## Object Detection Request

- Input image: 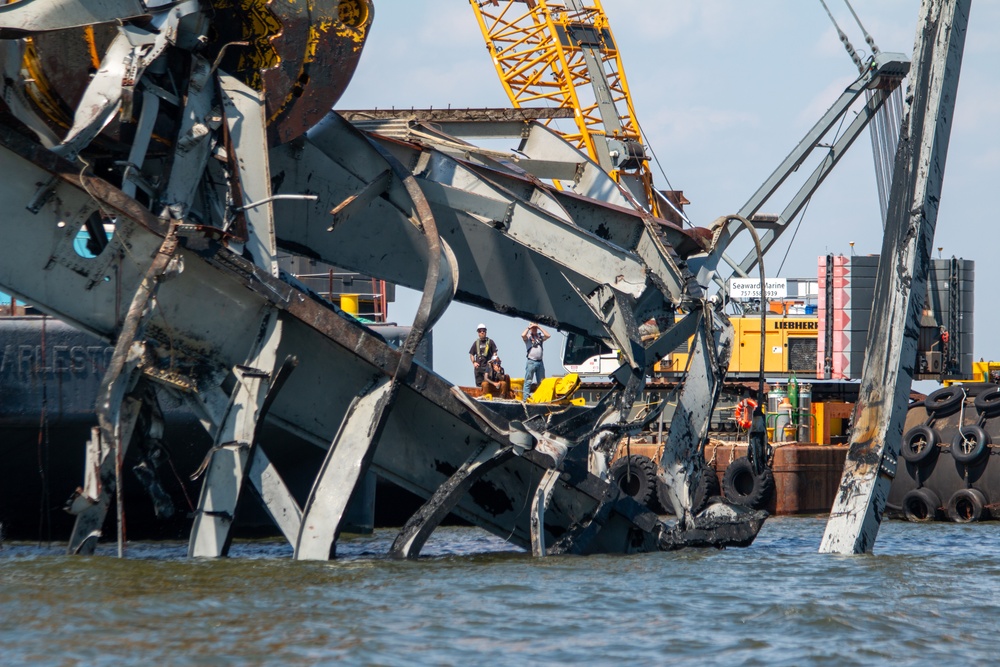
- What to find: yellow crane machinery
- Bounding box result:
[469,0,671,219]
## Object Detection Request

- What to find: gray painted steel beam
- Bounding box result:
[0,0,147,36]
[389,441,514,560]
[294,376,395,561]
[530,469,563,557]
[245,446,302,545]
[820,0,970,555]
[692,52,909,283]
[269,113,704,339]
[219,74,279,277]
[189,313,284,557]
[658,307,734,528]
[160,55,216,218]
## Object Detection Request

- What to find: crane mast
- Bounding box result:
[469,0,663,217]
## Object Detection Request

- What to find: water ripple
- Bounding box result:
[3,519,1000,664]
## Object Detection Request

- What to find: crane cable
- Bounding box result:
[818,0,864,73]
[817,0,902,228]
[841,0,903,228]
[843,0,880,56]
[632,113,692,227]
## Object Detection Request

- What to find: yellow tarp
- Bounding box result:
[524,373,582,404]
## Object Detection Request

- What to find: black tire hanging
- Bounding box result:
[702,466,721,501]
[609,454,657,507]
[721,456,774,510]
[901,425,939,464]
[902,488,940,522]
[922,386,964,416]
[653,466,720,515]
[951,425,990,464]
[653,476,674,515]
[946,488,988,523]
[974,386,1000,417]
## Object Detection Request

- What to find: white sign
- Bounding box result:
[728,278,787,300]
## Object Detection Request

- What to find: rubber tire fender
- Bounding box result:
[974,385,1000,417]
[653,466,720,515]
[609,454,657,507]
[901,425,939,464]
[951,424,990,464]
[902,488,940,522]
[946,488,988,523]
[922,386,964,416]
[721,456,774,510]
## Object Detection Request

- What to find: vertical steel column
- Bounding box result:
[188,313,285,557]
[820,0,971,554]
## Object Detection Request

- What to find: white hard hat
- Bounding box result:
[477,323,487,330]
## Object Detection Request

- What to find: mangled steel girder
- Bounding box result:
[0,128,680,556]
[390,117,637,212]
[385,116,710,270]
[0,0,372,147]
[820,0,970,555]
[658,307,734,528]
[269,113,708,340]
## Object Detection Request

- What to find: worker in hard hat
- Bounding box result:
[481,356,512,399]
[521,322,550,402]
[468,323,498,386]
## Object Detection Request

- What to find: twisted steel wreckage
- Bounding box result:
[0,0,968,558]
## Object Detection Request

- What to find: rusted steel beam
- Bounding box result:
[66,396,141,555]
[67,220,180,556]
[338,107,576,122]
[820,0,970,555]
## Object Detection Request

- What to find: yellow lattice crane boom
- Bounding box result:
[469,0,667,218]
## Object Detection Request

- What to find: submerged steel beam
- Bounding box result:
[294,376,395,560]
[389,441,514,560]
[530,469,563,557]
[820,0,970,555]
[658,306,734,528]
[188,312,285,557]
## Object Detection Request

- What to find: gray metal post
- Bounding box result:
[820,0,970,554]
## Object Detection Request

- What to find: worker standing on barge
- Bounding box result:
[521,322,550,401]
[469,323,498,386]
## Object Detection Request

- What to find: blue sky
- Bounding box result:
[337,1,999,386]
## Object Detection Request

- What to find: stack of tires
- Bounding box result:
[608,452,774,515]
[888,384,1000,523]
[608,454,720,515]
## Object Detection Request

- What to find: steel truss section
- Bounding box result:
[0,129,755,556]
[0,0,772,557]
